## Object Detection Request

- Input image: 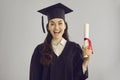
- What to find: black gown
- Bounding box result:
[30,41,88,80]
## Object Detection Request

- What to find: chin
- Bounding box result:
[53,36,62,40]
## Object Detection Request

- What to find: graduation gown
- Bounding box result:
[30,41,88,80]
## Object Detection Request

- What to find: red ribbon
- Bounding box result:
[84,38,93,54]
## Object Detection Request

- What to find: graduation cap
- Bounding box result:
[37,3,73,33]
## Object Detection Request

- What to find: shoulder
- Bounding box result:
[32,43,44,56]
[34,43,44,51]
[67,41,83,54]
[67,41,82,49]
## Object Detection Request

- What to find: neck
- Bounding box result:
[52,37,62,45]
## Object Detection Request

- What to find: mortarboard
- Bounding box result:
[37,3,73,33]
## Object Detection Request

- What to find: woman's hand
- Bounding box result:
[82,46,92,69]
[82,46,92,58]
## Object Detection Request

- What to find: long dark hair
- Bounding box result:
[40,21,69,65]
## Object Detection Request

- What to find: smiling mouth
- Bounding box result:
[54,31,61,34]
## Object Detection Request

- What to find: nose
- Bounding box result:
[54,24,59,30]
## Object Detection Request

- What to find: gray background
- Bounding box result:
[0,0,120,80]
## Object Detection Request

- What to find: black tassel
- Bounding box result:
[42,16,45,33]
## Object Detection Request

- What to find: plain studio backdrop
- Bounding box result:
[0,0,120,80]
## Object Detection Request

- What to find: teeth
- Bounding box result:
[54,31,59,32]
[54,31,60,34]
[54,31,60,33]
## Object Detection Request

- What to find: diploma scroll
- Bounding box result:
[84,23,93,57]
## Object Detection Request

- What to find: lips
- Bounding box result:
[54,31,61,34]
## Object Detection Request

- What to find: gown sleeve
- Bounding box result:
[29,45,43,80]
[73,44,88,80]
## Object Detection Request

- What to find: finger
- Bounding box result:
[82,45,85,49]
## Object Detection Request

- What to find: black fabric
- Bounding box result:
[47,8,65,21]
[38,3,73,20]
[29,41,88,80]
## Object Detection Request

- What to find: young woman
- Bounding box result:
[30,3,92,80]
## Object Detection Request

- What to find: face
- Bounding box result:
[48,18,66,40]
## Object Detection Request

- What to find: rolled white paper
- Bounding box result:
[84,23,89,38]
[84,23,90,57]
[84,23,89,47]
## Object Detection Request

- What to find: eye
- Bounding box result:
[50,23,55,26]
[58,22,63,25]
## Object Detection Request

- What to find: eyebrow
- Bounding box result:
[58,20,63,23]
[49,21,54,23]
